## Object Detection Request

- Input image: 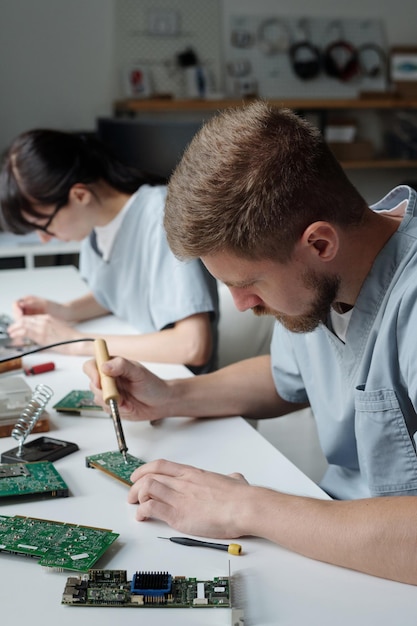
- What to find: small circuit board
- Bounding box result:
[0,460,69,500]
[86,451,146,486]
[62,568,231,609]
[53,390,107,417]
[0,514,119,571]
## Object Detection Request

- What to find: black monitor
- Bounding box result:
[97,114,207,180]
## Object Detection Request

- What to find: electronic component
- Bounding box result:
[131,571,172,596]
[86,451,146,486]
[0,514,119,571]
[62,568,231,608]
[0,460,69,500]
[1,436,79,464]
[53,389,107,417]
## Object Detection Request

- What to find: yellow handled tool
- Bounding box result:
[94,338,128,463]
[158,536,242,555]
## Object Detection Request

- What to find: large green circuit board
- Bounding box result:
[86,451,146,486]
[0,514,119,571]
[0,461,69,500]
[62,568,231,608]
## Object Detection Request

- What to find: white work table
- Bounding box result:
[0,267,416,625]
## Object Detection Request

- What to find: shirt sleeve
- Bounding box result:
[270,322,309,404]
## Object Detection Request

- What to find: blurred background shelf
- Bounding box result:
[0,232,80,270]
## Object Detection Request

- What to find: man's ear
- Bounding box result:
[69,183,91,205]
[301,221,339,261]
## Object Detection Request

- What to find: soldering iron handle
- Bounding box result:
[94,338,120,404]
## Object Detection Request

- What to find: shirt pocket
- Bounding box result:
[355,385,417,496]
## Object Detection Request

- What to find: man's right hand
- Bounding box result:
[83,356,172,422]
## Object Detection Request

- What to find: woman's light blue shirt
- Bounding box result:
[80,185,219,373]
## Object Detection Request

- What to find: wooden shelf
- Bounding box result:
[112,97,417,171]
[114,96,417,115]
[341,159,417,169]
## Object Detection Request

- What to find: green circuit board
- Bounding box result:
[53,389,106,416]
[0,461,69,500]
[62,569,231,608]
[0,514,119,571]
[86,451,146,486]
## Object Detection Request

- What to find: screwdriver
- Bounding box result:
[158,536,242,555]
[94,338,128,464]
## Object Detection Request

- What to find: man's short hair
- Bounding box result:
[165,100,367,262]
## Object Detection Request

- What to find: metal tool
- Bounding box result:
[11,383,54,457]
[94,338,128,463]
[158,536,242,555]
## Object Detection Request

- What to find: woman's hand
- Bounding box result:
[12,295,68,320]
[7,315,82,352]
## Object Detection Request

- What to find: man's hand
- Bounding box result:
[83,357,172,422]
[128,458,249,538]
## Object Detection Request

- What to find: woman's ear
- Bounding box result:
[69,183,91,206]
[301,221,339,262]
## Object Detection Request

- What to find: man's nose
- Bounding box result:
[229,287,262,312]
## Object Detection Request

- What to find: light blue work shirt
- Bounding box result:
[271,186,417,499]
[79,185,219,374]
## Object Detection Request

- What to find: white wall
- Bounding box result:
[0,0,116,155]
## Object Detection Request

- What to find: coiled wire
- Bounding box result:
[12,384,54,456]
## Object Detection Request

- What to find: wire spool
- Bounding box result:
[12,384,54,456]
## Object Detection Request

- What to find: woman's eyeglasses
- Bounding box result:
[29,203,65,235]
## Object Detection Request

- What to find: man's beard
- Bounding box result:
[252,270,341,333]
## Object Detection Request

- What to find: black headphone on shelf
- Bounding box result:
[289,40,321,80]
[322,39,360,81]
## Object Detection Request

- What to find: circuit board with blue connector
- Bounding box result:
[0,461,69,500]
[86,451,146,486]
[62,568,231,608]
[0,514,119,571]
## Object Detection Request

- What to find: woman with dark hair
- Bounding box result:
[0,129,218,374]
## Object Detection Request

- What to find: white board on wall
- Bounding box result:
[222,14,387,99]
